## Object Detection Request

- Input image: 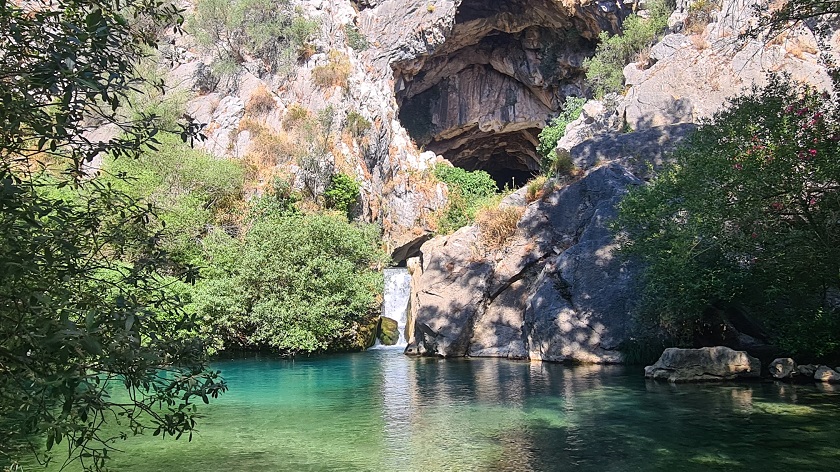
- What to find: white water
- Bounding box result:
[373,267,412,349]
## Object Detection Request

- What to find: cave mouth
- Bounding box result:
[394,0,604,190]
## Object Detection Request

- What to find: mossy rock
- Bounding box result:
[378,317,400,346]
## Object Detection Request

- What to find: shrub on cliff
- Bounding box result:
[190,0,319,76]
[433,164,500,233]
[537,96,586,169]
[584,0,673,97]
[616,76,840,359]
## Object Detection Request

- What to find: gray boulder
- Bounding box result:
[644,346,761,382]
[797,364,818,377]
[814,366,840,383]
[768,358,796,380]
[407,164,643,362]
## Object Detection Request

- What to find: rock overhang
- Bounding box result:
[391,0,626,187]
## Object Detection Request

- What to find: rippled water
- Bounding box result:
[35,350,840,471]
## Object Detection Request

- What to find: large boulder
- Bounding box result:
[814,366,840,383]
[407,163,643,362]
[644,346,761,382]
[768,358,796,380]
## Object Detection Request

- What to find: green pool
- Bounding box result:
[31,349,840,471]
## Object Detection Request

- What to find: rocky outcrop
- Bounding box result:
[769,358,796,380]
[619,0,838,130]
[384,0,630,186]
[644,347,761,382]
[814,366,840,383]
[406,163,644,362]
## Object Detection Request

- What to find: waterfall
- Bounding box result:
[377,267,412,348]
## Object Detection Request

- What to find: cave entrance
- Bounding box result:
[393,0,607,189]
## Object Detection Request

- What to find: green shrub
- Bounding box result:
[189,0,319,76]
[193,210,388,354]
[615,76,840,359]
[584,0,673,97]
[537,96,586,169]
[325,173,361,216]
[433,164,500,233]
[102,134,245,268]
[345,110,371,137]
[345,23,369,51]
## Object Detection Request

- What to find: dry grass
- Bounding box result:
[245,85,276,116]
[283,103,310,129]
[525,175,549,203]
[476,205,524,250]
[684,0,720,35]
[312,50,352,89]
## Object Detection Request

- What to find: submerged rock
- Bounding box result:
[644,347,761,382]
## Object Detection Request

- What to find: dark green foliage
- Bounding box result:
[584,0,672,97]
[345,23,369,51]
[192,207,388,354]
[0,0,224,468]
[189,0,320,76]
[616,76,840,359]
[433,164,499,233]
[325,173,361,216]
[537,96,586,170]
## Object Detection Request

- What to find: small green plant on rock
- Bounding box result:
[325,173,361,217]
[537,96,586,170]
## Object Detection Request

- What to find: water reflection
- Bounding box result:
[33,351,840,472]
[377,353,840,471]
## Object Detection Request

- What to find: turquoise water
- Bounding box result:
[34,349,840,471]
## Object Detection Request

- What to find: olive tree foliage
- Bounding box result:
[0,0,224,469]
[615,76,840,358]
[189,0,320,77]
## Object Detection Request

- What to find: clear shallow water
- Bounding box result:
[36,350,840,471]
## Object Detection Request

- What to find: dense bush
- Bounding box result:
[616,76,840,359]
[537,96,586,169]
[433,164,500,233]
[325,172,361,216]
[584,0,673,97]
[102,134,246,269]
[345,23,369,51]
[192,206,387,354]
[189,0,319,76]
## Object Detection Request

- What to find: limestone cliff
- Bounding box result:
[157,0,628,257]
[405,0,839,362]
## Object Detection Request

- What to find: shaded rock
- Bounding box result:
[409,164,643,362]
[378,317,400,346]
[644,346,761,382]
[768,358,796,380]
[814,366,840,383]
[569,123,697,176]
[797,364,817,377]
[406,226,493,357]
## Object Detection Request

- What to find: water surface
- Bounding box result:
[37,350,840,471]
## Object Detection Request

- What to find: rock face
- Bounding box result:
[406,163,645,362]
[386,0,630,186]
[644,347,761,382]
